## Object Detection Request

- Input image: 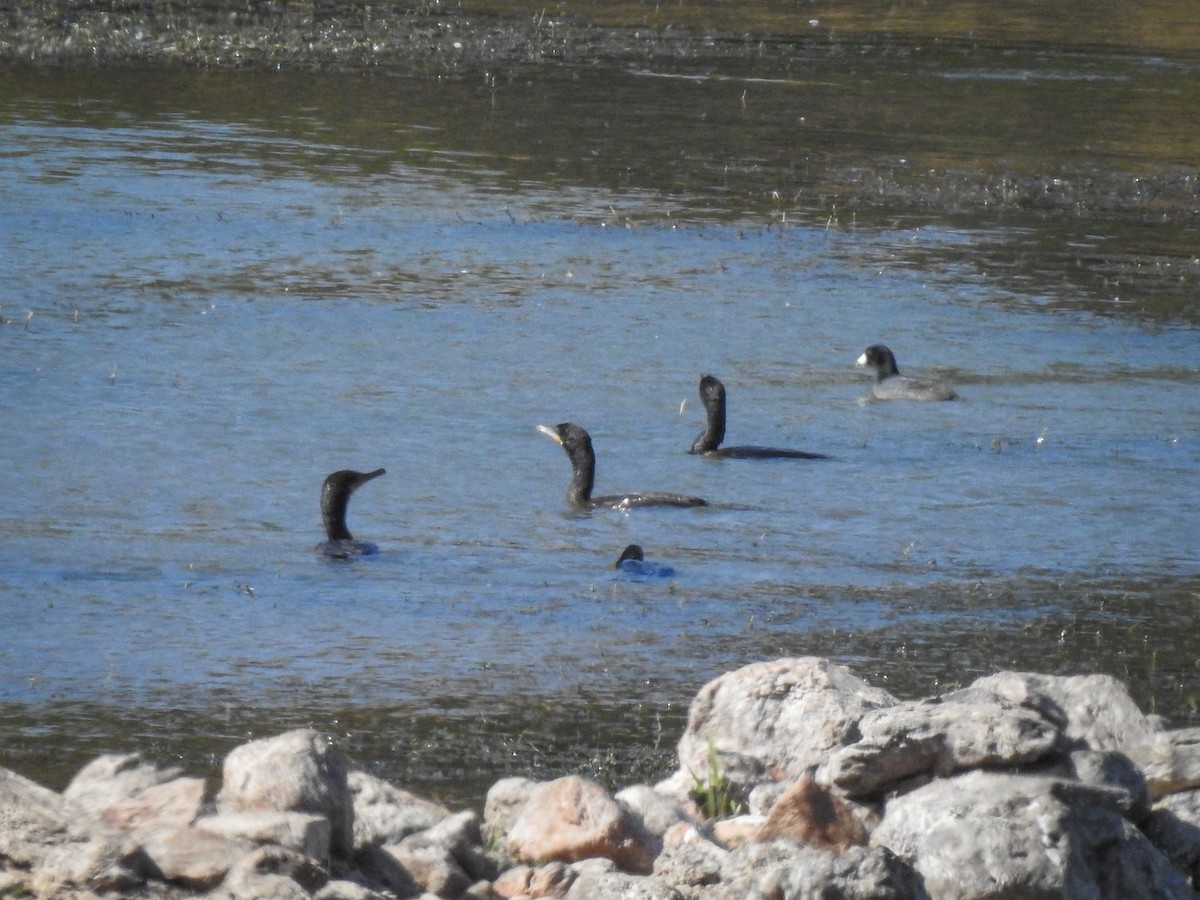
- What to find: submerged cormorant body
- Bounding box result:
[856,345,958,402]
[689,374,827,459]
[614,544,677,579]
[538,422,707,510]
[316,468,385,558]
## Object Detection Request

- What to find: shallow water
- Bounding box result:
[1,46,1198,806]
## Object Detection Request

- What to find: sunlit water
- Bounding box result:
[1,56,1198,804]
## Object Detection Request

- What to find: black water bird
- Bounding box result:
[537,422,707,510]
[316,468,386,558]
[856,344,958,402]
[689,374,827,459]
[614,543,677,579]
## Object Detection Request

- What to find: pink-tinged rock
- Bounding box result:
[221,844,329,898]
[216,729,353,859]
[0,766,150,895]
[103,777,207,837]
[667,658,897,799]
[504,776,659,874]
[136,823,250,889]
[492,862,580,899]
[196,810,332,862]
[758,776,870,851]
[484,776,539,847]
[709,815,766,848]
[63,753,183,819]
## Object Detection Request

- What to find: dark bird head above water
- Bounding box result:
[537,422,707,509]
[615,544,645,567]
[318,468,385,556]
[614,543,677,578]
[689,374,827,460]
[856,344,957,401]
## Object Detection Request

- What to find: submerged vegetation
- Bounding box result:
[4,0,1199,72]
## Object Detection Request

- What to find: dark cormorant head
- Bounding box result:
[691,374,728,453]
[615,544,645,567]
[320,468,385,542]
[856,344,900,380]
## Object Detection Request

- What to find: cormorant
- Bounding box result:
[537,422,707,509]
[316,468,385,558]
[690,374,827,459]
[856,345,958,401]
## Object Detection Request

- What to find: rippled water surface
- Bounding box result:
[1,49,1198,805]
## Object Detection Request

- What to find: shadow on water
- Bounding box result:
[1,1,1199,808]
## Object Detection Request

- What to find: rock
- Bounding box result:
[709,815,765,848]
[758,776,870,850]
[383,808,497,895]
[964,671,1161,758]
[1067,749,1152,822]
[1143,788,1200,887]
[504,776,659,875]
[822,694,1061,798]
[137,823,250,889]
[493,860,577,898]
[492,864,535,897]
[665,658,897,801]
[713,839,926,900]
[464,879,503,899]
[217,728,354,860]
[615,785,705,839]
[564,869,684,899]
[871,769,1192,899]
[0,765,152,895]
[103,777,208,837]
[1140,727,1200,797]
[963,673,1200,797]
[196,809,332,862]
[314,878,393,899]
[352,842,421,897]
[350,769,451,848]
[218,844,329,898]
[63,753,183,819]
[484,776,539,849]
[651,837,726,895]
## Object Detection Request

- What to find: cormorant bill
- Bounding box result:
[856,345,958,402]
[689,374,827,459]
[537,422,707,510]
[614,543,677,579]
[316,468,385,558]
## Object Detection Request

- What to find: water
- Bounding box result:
[1,47,1198,806]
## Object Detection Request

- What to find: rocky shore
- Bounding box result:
[5,656,1200,899]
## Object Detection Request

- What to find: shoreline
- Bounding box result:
[5,0,1200,74]
[5,657,1200,898]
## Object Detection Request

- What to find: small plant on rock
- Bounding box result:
[688,734,743,820]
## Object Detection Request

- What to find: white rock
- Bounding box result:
[217,729,353,860]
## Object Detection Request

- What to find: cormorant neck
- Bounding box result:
[691,404,725,453]
[321,482,355,541]
[567,448,595,505]
[692,377,727,453]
